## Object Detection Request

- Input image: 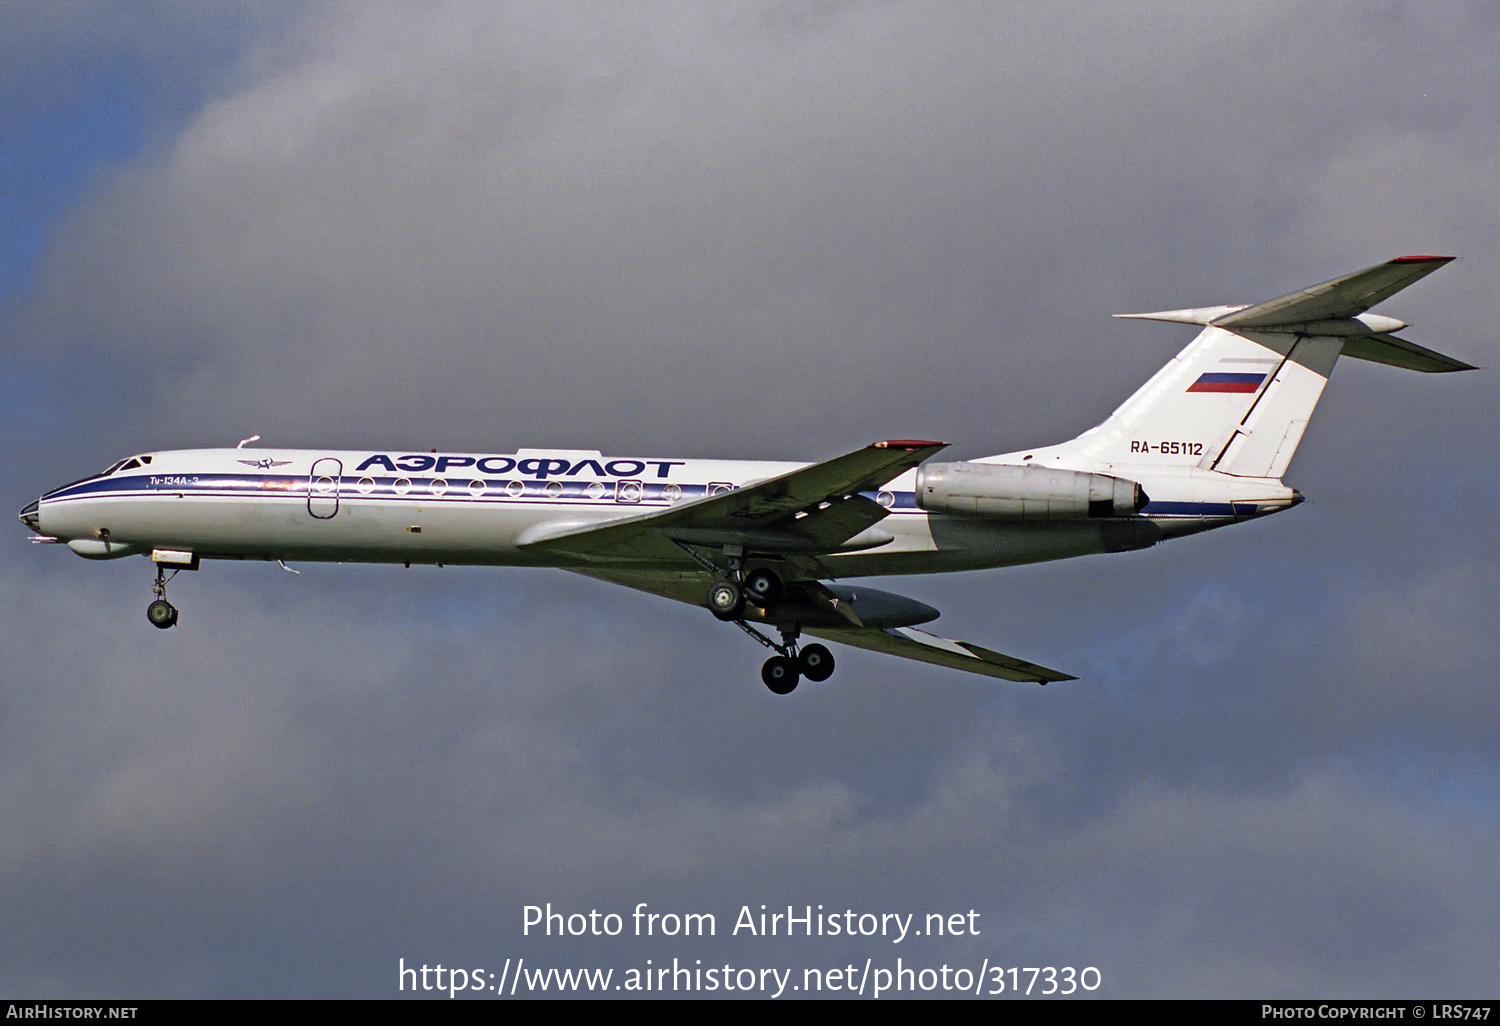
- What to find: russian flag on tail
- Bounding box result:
[1188,372,1265,393]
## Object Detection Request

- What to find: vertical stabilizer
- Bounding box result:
[1060,325,1338,479]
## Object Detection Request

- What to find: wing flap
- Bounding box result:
[778,493,890,549]
[805,625,1076,683]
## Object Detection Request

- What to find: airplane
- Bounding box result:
[17,256,1474,694]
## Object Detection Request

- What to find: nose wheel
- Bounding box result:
[147,566,180,629]
[147,599,178,628]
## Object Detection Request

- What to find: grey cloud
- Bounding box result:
[17,1,1496,455]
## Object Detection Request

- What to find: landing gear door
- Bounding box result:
[308,458,342,519]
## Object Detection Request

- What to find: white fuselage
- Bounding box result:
[26,445,1299,579]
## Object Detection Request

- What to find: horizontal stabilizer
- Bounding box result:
[1114,305,1246,326]
[1337,332,1476,373]
[1213,255,1454,328]
[1116,256,1472,375]
[1116,257,1453,331]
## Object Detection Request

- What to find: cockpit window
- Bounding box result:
[100,455,151,476]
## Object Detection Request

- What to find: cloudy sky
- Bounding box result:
[3,0,1498,999]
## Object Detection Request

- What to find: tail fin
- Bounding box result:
[1065,256,1469,480]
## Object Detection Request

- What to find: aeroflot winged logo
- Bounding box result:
[239,458,293,469]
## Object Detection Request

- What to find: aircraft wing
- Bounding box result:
[570,568,1075,683]
[804,625,1076,683]
[1213,255,1454,328]
[521,439,946,563]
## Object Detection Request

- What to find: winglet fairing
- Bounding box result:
[19,258,1473,694]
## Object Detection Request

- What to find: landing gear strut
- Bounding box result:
[147,565,179,629]
[678,541,834,694]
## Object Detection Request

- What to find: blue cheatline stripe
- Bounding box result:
[47,474,929,510]
[42,476,938,531]
[1142,501,1238,516]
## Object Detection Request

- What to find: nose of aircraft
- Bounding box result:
[19,498,40,533]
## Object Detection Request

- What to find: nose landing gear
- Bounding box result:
[147,565,179,629]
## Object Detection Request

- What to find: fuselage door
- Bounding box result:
[308,458,342,519]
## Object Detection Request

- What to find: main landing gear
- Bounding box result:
[688,549,836,695]
[706,579,745,621]
[705,568,783,622]
[756,638,835,695]
[147,565,179,629]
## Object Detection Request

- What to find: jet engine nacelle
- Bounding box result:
[915,461,1148,519]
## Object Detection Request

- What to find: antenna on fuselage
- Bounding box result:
[236,434,261,449]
